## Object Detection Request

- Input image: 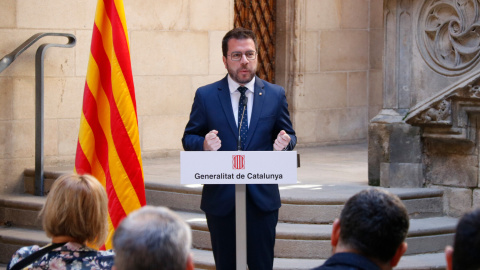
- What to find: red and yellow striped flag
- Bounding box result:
[75,0,145,249]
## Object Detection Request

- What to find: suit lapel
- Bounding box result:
[245,77,265,149]
[217,76,239,138]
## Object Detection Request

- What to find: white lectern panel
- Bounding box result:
[181,151,297,184]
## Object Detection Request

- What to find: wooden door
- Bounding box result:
[234,0,276,83]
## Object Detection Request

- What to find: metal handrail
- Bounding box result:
[0,33,76,196]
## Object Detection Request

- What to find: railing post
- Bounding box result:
[0,33,76,196]
[33,34,76,196]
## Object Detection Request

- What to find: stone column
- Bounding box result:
[368,0,424,187]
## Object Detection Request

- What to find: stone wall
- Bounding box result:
[0,0,382,194]
[290,0,383,147]
[369,0,480,217]
[0,0,234,193]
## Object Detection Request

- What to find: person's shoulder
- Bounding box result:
[258,78,284,93]
[13,245,40,256]
[321,253,381,270]
[59,243,113,258]
[94,250,115,268]
[97,249,115,256]
[197,76,228,92]
[7,245,40,270]
[68,244,115,269]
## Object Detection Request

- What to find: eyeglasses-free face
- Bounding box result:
[227,51,257,61]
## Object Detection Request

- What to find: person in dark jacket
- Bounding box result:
[445,208,480,270]
[312,189,409,270]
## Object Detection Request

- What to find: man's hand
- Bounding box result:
[203,130,221,151]
[273,130,291,151]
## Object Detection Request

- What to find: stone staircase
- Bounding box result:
[0,172,455,269]
[0,144,455,269]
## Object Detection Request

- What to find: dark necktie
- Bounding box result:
[238,86,248,150]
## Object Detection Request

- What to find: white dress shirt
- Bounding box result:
[227,75,255,128]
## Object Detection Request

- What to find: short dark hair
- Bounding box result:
[452,209,480,270]
[339,189,409,263]
[222,27,258,57]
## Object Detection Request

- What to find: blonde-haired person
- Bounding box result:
[7,173,114,270]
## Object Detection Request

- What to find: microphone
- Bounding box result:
[237,96,248,151]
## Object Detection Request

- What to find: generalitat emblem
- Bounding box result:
[232,155,245,170]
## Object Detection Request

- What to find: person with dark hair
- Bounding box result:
[182,27,296,270]
[445,208,480,270]
[112,206,194,270]
[313,189,410,270]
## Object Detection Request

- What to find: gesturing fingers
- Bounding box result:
[204,130,221,151]
[273,130,291,151]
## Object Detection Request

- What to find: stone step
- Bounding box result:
[0,194,44,229]
[145,182,444,223]
[0,194,456,261]
[0,226,49,264]
[177,210,456,259]
[2,181,445,230]
[192,248,447,270]
[0,226,447,269]
[12,180,446,228]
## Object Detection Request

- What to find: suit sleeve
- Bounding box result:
[182,90,208,151]
[275,88,297,151]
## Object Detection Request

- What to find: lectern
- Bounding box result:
[181,151,297,270]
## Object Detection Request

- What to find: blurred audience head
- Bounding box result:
[113,206,193,270]
[331,188,410,269]
[445,208,480,270]
[41,173,108,248]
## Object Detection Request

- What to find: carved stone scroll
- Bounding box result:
[417,0,480,76]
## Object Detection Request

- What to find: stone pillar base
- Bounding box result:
[368,109,424,187]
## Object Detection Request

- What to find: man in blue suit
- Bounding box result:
[182,27,296,270]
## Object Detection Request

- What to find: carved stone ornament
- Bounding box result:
[405,71,480,141]
[410,99,452,124]
[417,0,480,76]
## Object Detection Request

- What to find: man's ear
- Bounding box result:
[445,245,453,270]
[112,266,117,270]
[331,218,341,248]
[223,56,227,69]
[186,253,195,270]
[390,242,408,267]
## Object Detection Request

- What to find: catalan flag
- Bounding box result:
[75,0,145,249]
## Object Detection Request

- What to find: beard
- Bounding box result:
[226,63,257,84]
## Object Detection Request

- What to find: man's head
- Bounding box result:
[445,208,480,270]
[331,189,409,269]
[222,27,258,84]
[113,206,194,270]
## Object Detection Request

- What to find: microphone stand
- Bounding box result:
[236,96,248,270]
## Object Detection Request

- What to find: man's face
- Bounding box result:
[223,38,258,85]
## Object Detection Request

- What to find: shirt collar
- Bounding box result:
[228,75,255,94]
